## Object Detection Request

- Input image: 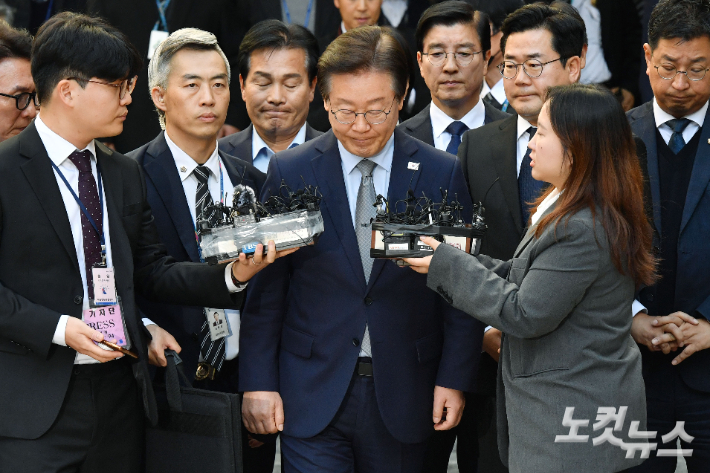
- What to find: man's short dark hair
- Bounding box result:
[500,2,586,68]
[416,1,491,54]
[238,20,319,82]
[648,0,710,50]
[470,0,524,34]
[318,26,409,101]
[31,12,143,105]
[0,22,32,63]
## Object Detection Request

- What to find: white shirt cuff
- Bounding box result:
[225,262,248,292]
[632,299,647,317]
[143,318,156,326]
[484,325,494,333]
[52,314,69,346]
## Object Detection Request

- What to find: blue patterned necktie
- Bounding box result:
[517,127,543,225]
[445,121,469,155]
[666,118,691,154]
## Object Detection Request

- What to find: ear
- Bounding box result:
[151,86,167,112]
[397,84,408,111]
[566,55,582,83]
[482,50,491,77]
[54,79,76,108]
[643,43,653,77]
[579,44,588,70]
[308,77,317,103]
[417,50,425,77]
[239,74,247,102]
[333,0,341,9]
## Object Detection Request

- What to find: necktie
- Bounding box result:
[518,127,543,225]
[194,165,226,371]
[68,150,102,301]
[445,121,469,155]
[355,158,377,358]
[666,118,691,154]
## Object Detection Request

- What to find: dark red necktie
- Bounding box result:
[68,149,103,300]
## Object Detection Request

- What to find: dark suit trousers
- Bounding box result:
[629,363,710,473]
[0,359,143,473]
[280,369,427,473]
[193,357,277,473]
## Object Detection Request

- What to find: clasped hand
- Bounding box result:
[630,311,710,364]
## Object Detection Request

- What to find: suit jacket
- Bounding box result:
[628,101,710,392]
[428,205,646,472]
[239,129,483,444]
[398,102,510,147]
[127,132,265,379]
[0,123,244,440]
[217,123,323,166]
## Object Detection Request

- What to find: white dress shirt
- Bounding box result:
[429,99,486,152]
[251,123,308,173]
[653,98,707,145]
[381,0,408,28]
[37,116,116,365]
[165,132,241,360]
[339,134,395,228]
[572,0,612,85]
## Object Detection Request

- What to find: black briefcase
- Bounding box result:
[145,350,243,473]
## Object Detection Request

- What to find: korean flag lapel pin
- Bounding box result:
[408,162,420,170]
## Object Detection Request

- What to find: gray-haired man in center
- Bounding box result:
[127,28,274,473]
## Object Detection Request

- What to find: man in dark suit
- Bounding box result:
[400,2,508,153]
[239,26,482,473]
[0,22,38,143]
[627,1,710,471]
[0,13,288,472]
[456,4,585,471]
[218,21,323,173]
[128,28,275,473]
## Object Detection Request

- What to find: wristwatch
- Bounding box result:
[231,270,248,290]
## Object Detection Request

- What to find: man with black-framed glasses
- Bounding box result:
[239,25,481,473]
[0,21,37,143]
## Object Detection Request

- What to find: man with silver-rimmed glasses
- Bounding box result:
[0,21,37,143]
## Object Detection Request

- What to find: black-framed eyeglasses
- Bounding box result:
[0,91,38,110]
[330,97,396,125]
[653,64,709,81]
[421,50,482,67]
[68,76,138,99]
[498,57,566,79]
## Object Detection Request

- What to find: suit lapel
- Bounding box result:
[226,124,255,165]
[142,133,201,262]
[221,150,258,193]
[19,123,81,275]
[310,132,367,289]
[406,104,434,146]
[513,199,557,258]
[492,116,524,233]
[305,124,320,141]
[633,103,663,236]
[680,106,710,233]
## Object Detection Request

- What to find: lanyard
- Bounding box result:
[281,0,314,27]
[194,160,224,263]
[51,157,106,261]
[153,0,171,31]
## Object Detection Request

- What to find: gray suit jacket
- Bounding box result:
[427,205,646,473]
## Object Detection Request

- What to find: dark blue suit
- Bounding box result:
[127,132,265,380]
[239,129,482,470]
[217,123,323,166]
[628,102,710,472]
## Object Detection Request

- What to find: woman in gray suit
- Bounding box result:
[405,84,661,472]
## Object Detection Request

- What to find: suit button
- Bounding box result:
[364,297,373,306]
[647,294,654,302]
[73,295,83,305]
[352,338,360,347]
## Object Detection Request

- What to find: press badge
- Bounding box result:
[84,305,128,347]
[206,308,230,341]
[148,30,169,59]
[92,267,117,305]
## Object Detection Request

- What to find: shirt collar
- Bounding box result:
[516,115,535,140]
[531,187,562,226]
[251,123,308,160]
[429,99,486,139]
[35,114,97,166]
[653,97,708,129]
[339,133,395,177]
[165,131,221,183]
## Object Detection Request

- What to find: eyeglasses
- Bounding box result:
[498,57,565,79]
[653,64,709,81]
[0,91,38,110]
[68,76,138,99]
[421,50,482,67]
[330,98,396,125]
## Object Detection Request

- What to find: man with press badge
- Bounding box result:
[0,13,291,472]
